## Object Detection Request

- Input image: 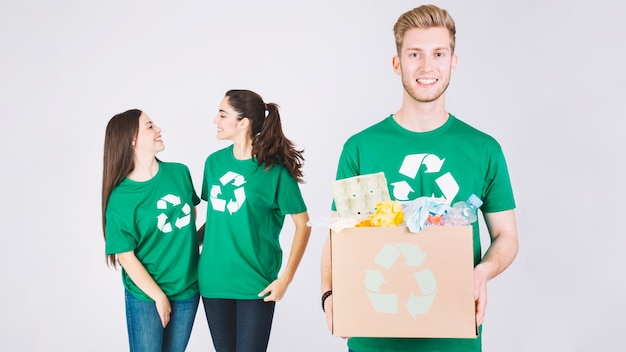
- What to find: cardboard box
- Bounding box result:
[331,225,477,338]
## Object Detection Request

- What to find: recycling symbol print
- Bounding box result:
[156,194,192,233]
[390,153,459,202]
[365,242,437,318]
[209,171,247,214]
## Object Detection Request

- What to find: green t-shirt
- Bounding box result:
[105,161,201,302]
[198,145,307,299]
[335,115,516,352]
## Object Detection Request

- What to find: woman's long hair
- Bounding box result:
[101,109,142,267]
[225,89,305,183]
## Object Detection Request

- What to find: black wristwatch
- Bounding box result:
[321,290,333,312]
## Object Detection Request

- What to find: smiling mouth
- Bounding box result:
[417,78,437,85]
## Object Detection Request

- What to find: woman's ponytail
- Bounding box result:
[224,89,305,183]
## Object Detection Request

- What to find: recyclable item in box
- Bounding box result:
[331,172,390,218]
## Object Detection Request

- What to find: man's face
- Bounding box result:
[393,27,458,104]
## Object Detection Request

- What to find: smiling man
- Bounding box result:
[320,4,519,352]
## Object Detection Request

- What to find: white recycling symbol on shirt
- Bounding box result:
[156,194,191,233]
[390,153,459,202]
[209,171,247,214]
[364,242,437,318]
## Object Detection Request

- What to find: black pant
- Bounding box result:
[202,297,276,352]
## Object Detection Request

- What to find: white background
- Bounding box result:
[1,0,625,351]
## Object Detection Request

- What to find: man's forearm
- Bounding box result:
[321,233,332,293]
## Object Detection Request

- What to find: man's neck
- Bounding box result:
[393,96,449,132]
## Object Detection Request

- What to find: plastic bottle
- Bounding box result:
[451,194,483,224]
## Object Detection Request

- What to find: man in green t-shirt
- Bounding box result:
[320,4,519,352]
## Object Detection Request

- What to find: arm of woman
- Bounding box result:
[192,206,204,245]
[259,211,312,302]
[197,221,205,245]
[117,251,171,327]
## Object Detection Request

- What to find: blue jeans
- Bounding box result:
[202,298,276,352]
[125,290,199,352]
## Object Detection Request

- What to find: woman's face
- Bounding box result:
[213,96,247,141]
[133,112,164,155]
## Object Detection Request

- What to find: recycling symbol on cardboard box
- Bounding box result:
[364,242,437,318]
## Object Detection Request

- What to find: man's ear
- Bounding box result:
[451,53,458,73]
[392,55,401,75]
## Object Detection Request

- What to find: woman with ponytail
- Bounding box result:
[198,89,311,351]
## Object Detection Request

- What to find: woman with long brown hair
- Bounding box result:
[198,90,311,351]
[102,109,200,352]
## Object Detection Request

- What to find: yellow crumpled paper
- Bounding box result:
[356,200,404,227]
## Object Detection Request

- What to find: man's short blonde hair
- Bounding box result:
[393,4,457,54]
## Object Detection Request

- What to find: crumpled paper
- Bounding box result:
[356,200,404,227]
[401,196,449,233]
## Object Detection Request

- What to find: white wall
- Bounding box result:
[1,0,624,351]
